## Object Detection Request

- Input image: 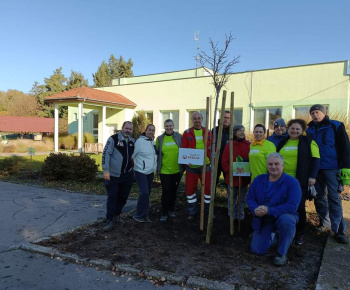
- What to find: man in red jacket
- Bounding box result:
[182,111,213,220]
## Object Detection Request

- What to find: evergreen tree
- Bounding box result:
[67,70,89,90]
[31,68,68,118]
[93,61,111,87]
[93,54,134,87]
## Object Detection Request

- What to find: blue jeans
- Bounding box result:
[251,214,296,256]
[105,171,134,221]
[227,186,247,220]
[314,169,346,235]
[134,171,154,219]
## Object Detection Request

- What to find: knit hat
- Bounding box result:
[273,118,286,128]
[309,104,326,115]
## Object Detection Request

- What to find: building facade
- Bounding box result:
[68,60,350,141]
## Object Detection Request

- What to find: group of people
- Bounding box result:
[101,104,350,266]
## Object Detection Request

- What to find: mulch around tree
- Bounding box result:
[36,194,329,289]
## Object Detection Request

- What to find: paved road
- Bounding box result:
[0,181,179,289]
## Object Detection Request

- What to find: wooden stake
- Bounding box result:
[229,92,235,235]
[238,176,241,232]
[200,97,210,231]
[206,91,226,244]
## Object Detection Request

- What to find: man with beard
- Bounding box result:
[102,121,135,231]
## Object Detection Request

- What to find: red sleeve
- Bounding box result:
[222,143,230,174]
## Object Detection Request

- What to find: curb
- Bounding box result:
[18,231,237,290]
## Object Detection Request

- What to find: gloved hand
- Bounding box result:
[307,185,318,201]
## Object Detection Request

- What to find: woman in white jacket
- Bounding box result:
[132,124,158,222]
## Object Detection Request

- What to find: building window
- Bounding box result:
[161,111,179,132]
[294,105,329,119]
[218,109,243,126]
[254,107,282,129]
[92,113,98,137]
[188,110,207,128]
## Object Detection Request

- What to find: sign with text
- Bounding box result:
[233,162,250,176]
[28,147,35,155]
[178,148,204,165]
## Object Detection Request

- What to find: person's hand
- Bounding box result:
[308,178,316,186]
[103,173,110,181]
[254,205,268,217]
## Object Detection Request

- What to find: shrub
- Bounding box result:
[0,156,24,176]
[41,153,98,181]
[83,132,95,144]
[60,135,76,150]
[1,144,16,153]
[70,154,98,182]
[41,153,72,180]
[132,110,151,139]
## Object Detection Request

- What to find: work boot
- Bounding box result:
[103,220,115,232]
[113,215,125,225]
[168,211,176,218]
[334,233,349,244]
[160,215,168,222]
[273,254,287,266]
[188,215,196,221]
[294,233,304,246]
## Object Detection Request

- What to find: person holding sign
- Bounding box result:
[277,119,320,246]
[181,111,213,221]
[247,153,301,266]
[156,119,183,222]
[249,124,276,182]
[222,124,250,220]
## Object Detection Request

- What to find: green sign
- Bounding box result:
[233,162,250,176]
[28,147,36,155]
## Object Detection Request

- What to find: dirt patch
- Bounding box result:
[37,194,330,289]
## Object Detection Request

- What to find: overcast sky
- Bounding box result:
[1,0,349,93]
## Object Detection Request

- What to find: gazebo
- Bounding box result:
[44,86,136,152]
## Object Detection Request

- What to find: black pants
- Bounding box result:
[105,171,134,221]
[296,187,307,235]
[160,173,181,216]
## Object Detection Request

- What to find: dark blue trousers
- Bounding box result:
[105,171,134,221]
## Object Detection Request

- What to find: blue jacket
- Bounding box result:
[306,116,350,169]
[267,133,288,148]
[246,173,301,231]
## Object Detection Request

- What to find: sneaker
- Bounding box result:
[315,226,330,233]
[160,215,168,222]
[294,234,304,246]
[145,216,152,222]
[273,254,287,266]
[103,220,115,232]
[334,233,349,245]
[133,216,147,223]
[168,211,176,218]
[188,215,195,221]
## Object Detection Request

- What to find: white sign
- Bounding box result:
[178,148,204,165]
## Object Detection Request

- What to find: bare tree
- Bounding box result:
[197,33,240,241]
[198,32,240,163]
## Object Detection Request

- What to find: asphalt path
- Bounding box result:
[0,181,179,289]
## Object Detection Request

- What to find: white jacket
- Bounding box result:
[132,135,157,174]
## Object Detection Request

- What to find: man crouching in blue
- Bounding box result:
[247,152,301,266]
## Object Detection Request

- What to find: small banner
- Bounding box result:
[28,147,36,155]
[178,148,204,165]
[233,162,250,176]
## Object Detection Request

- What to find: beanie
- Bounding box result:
[233,124,245,134]
[273,118,286,128]
[309,104,326,115]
